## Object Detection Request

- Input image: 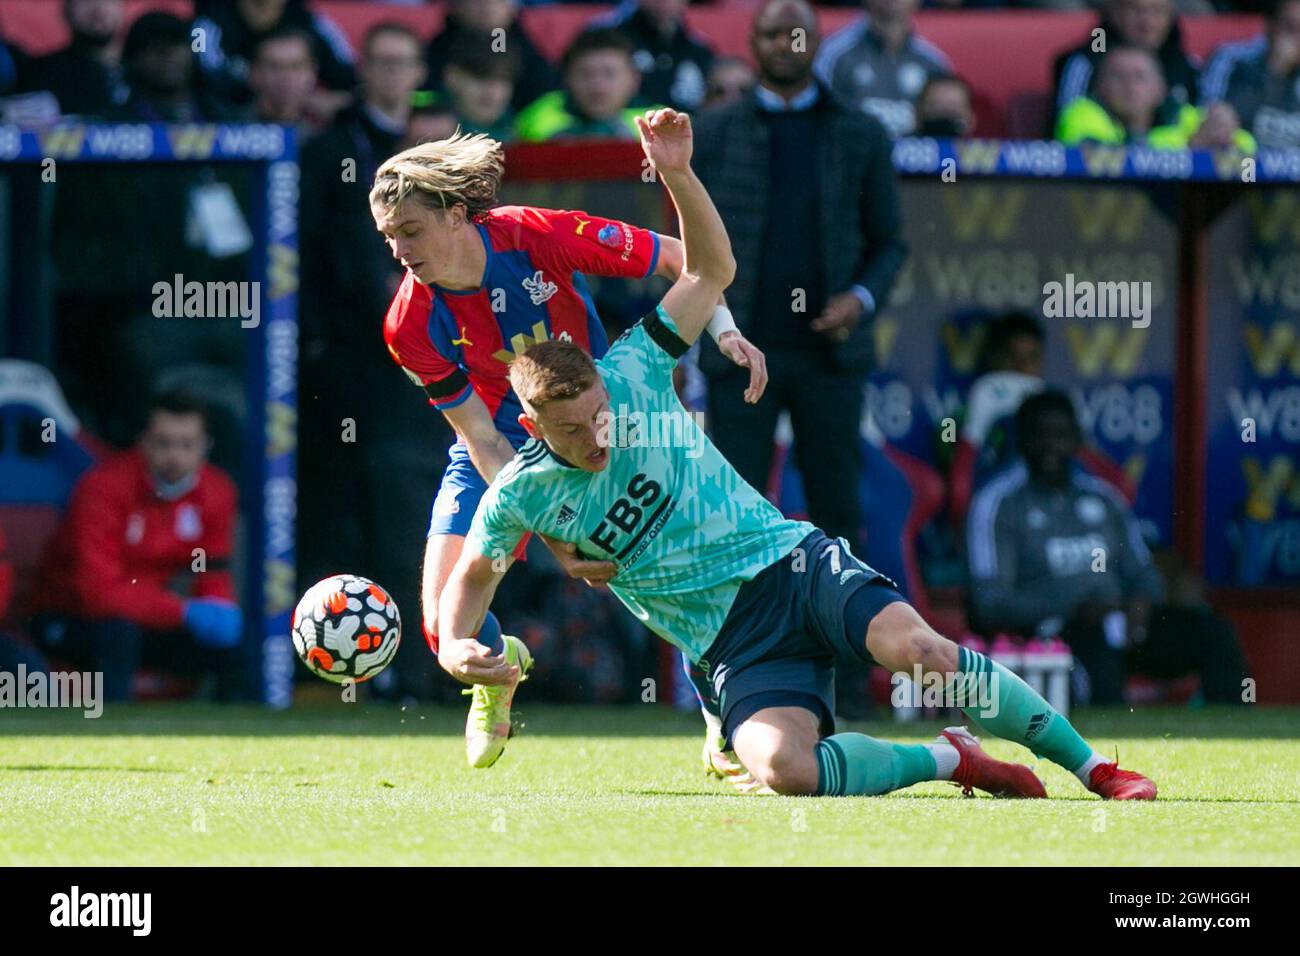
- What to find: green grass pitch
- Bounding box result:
[2,703,1297,866]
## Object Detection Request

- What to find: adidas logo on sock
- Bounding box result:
[556,505,577,527]
[1026,712,1050,741]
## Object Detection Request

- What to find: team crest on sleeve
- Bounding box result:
[175,503,202,540]
[597,224,622,249]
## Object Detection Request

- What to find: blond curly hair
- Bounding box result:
[369,130,505,220]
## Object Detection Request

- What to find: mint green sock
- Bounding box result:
[815,734,938,796]
[949,646,1092,772]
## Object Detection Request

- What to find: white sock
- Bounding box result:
[1073,751,1110,786]
[924,742,960,781]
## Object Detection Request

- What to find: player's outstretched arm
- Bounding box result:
[654,236,766,403]
[441,392,517,485]
[437,549,517,686]
[637,109,736,348]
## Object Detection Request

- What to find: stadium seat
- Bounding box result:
[1004,91,1052,143]
[880,444,945,623]
[0,360,100,629]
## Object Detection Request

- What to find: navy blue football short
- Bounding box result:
[698,530,908,749]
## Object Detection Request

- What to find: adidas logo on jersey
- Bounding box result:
[522,270,558,305]
[556,505,578,527]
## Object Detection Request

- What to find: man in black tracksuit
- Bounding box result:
[967,390,1248,706]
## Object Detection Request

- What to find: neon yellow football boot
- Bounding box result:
[700,708,774,794]
[463,634,533,768]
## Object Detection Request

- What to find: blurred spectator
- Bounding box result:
[29,391,246,702]
[403,101,460,147]
[914,73,974,137]
[18,0,126,118]
[949,312,1048,525]
[442,42,519,141]
[967,390,1248,706]
[1052,0,1200,132]
[1201,0,1300,148]
[813,0,954,138]
[426,0,557,113]
[243,26,323,135]
[194,0,355,120]
[514,28,652,141]
[111,11,228,122]
[1056,45,1254,149]
[694,0,906,547]
[301,20,425,365]
[703,56,756,109]
[588,0,715,111]
[299,21,443,700]
[947,311,1133,528]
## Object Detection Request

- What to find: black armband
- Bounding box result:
[642,310,689,360]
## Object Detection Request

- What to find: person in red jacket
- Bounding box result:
[31,390,244,701]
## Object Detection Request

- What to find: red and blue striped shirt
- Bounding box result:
[383,205,660,444]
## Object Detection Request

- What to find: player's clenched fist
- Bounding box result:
[439,637,520,686]
[636,108,693,175]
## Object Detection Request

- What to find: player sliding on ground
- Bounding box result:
[437,107,1157,800]
[370,130,763,773]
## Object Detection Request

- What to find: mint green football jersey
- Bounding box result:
[465,306,815,663]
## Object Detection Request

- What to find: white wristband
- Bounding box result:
[706,305,738,342]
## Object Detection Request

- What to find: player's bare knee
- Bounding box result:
[760,746,818,796]
[906,628,958,675]
[742,746,816,795]
[868,604,958,675]
[735,722,819,795]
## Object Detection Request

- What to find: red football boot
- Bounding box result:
[1088,761,1157,800]
[940,727,1047,798]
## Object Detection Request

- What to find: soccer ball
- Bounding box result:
[291,574,401,684]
